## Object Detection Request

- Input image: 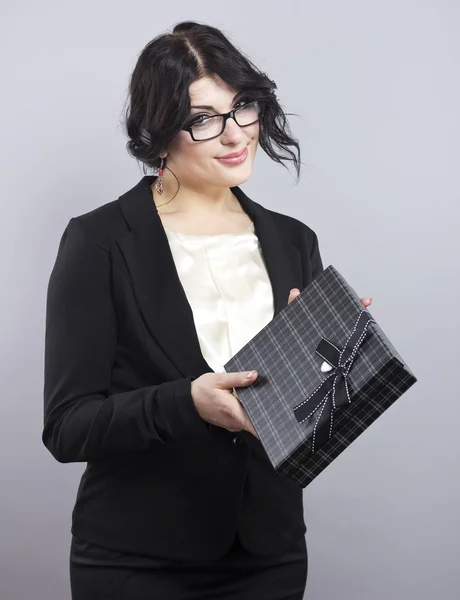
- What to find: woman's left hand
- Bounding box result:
[288,288,372,308]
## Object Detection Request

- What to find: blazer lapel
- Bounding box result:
[116,175,300,380]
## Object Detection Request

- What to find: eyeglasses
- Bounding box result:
[182,100,263,141]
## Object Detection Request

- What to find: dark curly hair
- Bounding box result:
[122,20,302,182]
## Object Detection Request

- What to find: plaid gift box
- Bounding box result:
[223,265,417,488]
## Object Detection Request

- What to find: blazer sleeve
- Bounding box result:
[42,217,210,464]
[309,228,324,281]
[299,224,324,287]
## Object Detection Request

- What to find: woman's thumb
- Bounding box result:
[243,370,257,384]
[224,370,258,386]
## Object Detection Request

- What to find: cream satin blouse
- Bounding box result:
[163,221,275,374]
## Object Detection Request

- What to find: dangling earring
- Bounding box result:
[155,157,165,195]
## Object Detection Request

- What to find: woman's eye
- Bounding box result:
[190,114,210,125]
[234,101,247,110]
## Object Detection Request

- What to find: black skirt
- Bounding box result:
[69,532,308,600]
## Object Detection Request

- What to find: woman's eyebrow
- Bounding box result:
[190,105,216,110]
[190,93,240,111]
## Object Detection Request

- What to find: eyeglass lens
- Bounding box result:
[191,101,261,141]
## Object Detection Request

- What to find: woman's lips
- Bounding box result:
[215,147,248,165]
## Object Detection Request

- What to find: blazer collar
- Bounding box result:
[116,175,299,379]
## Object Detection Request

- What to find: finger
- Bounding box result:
[233,402,258,438]
[244,420,259,439]
[360,297,372,307]
[218,370,258,391]
[242,410,258,438]
[288,288,301,304]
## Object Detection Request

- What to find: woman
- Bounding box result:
[43,20,372,599]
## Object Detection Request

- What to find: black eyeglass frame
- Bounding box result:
[181,100,263,142]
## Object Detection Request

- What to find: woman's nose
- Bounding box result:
[221,116,245,142]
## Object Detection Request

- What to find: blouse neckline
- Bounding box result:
[163,222,255,238]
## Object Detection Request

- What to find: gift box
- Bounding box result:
[223,265,417,488]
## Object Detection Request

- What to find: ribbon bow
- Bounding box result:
[293,309,376,454]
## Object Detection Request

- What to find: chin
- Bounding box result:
[221,163,254,187]
[234,171,253,186]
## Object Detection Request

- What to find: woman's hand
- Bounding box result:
[191,371,259,438]
[288,288,372,308]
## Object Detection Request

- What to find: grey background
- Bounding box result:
[1,1,458,599]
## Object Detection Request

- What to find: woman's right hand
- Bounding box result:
[191,371,259,438]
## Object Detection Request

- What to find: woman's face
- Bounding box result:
[163,75,260,194]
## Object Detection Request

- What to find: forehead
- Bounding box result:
[189,75,239,107]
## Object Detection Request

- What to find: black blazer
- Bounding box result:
[43,175,324,561]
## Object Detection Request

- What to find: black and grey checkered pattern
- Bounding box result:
[223,265,417,488]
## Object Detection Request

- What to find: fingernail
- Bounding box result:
[246,371,255,378]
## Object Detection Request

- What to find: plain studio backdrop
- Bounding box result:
[1,2,458,599]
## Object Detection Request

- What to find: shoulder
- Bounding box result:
[63,198,127,252]
[254,203,324,281]
[261,204,320,253]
